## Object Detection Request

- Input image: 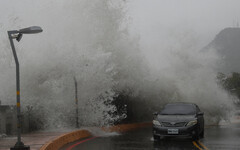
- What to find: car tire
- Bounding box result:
[153,135,160,141]
[192,133,199,141]
[192,126,200,140]
[200,129,204,138]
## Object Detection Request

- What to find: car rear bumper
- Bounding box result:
[152,124,197,137]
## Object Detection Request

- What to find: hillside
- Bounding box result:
[205,27,240,73]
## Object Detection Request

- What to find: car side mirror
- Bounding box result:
[197,112,204,116]
[153,112,158,116]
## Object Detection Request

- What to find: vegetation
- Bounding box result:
[217,72,240,105]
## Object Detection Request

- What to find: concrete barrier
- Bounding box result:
[39,130,91,150]
[40,122,152,150]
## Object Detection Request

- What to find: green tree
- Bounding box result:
[217,72,240,104]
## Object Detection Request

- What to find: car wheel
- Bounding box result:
[153,135,160,141]
[200,128,204,138]
[192,126,200,140]
[192,133,199,141]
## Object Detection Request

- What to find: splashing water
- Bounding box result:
[0,0,236,130]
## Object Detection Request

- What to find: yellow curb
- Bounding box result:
[40,130,91,150]
[40,122,152,150]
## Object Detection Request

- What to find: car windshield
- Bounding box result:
[160,104,196,115]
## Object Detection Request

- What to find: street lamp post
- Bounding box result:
[8,26,43,150]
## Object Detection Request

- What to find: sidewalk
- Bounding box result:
[0,132,68,150]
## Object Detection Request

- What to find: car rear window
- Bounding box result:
[160,104,196,115]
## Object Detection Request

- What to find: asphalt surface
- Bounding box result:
[61,124,240,150]
[0,131,69,150]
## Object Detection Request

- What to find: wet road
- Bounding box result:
[61,124,240,150]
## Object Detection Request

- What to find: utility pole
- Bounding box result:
[74,76,79,128]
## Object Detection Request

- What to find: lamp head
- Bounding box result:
[8,26,42,42]
[18,26,43,34]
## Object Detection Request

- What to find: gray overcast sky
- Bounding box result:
[129,0,240,33]
[127,0,240,68]
[128,0,240,39]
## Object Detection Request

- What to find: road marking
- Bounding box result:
[198,140,209,150]
[66,136,97,150]
[192,141,203,150]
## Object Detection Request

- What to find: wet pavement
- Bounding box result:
[62,124,240,150]
[0,131,68,150]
